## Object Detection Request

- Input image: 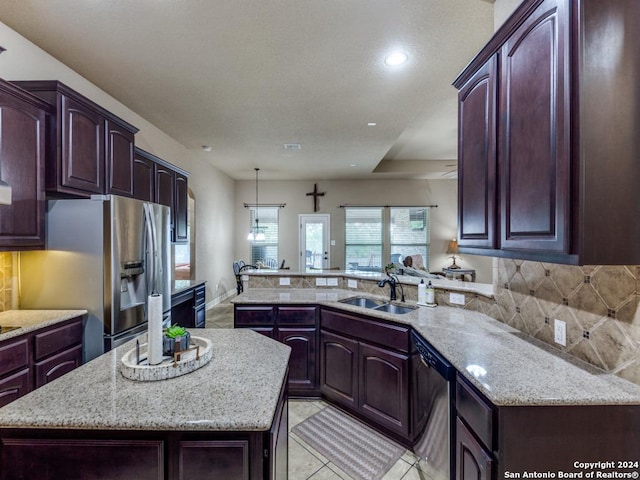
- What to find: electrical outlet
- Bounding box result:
[347,279,358,289]
[554,319,566,346]
[450,293,465,305]
[327,278,338,286]
[279,277,290,286]
[316,278,327,286]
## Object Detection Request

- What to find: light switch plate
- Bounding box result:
[554,319,566,346]
[316,278,327,286]
[348,279,358,289]
[327,278,338,286]
[279,277,290,286]
[450,293,465,305]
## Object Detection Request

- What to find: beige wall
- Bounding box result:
[234,178,493,283]
[494,0,524,28]
[0,21,236,305]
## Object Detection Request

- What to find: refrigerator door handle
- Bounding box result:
[143,203,157,294]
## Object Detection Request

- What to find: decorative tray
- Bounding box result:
[120,336,213,382]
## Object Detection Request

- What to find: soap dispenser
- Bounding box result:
[426,281,435,305]
[418,279,426,305]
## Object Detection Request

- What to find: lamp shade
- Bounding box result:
[446,239,458,255]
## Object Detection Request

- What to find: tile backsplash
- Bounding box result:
[491,259,640,385]
[0,252,13,312]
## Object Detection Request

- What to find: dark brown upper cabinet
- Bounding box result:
[134,147,189,243]
[453,0,640,265]
[12,81,138,198]
[0,79,49,250]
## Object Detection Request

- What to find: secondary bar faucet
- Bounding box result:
[378,276,397,301]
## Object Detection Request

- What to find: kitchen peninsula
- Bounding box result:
[0,329,290,480]
[234,286,640,478]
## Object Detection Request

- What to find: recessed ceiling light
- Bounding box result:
[349,164,357,167]
[202,145,212,152]
[384,51,409,66]
[283,143,302,150]
[367,122,377,126]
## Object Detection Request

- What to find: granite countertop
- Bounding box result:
[0,329,290,432]
[242,269,494,298]
[0,310,88,341]
[233,288,640,407]
[171,279,206,296]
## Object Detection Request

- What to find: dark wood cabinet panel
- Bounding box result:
[133,150,156,202]
[454,0,640,264]
[278,327,317,395]
[106,120,135,197]
[174,172,188,243]
[12,80,139,199]
[499,0,569,253]
[320,330,359,410]
[358,342,409,437]
[234,306,275,326]
[33,318,83,361]
[34,344,82,388]
[457,57,497,249]
[0,438,164,480]
[178,440,248,480]
[456,378,495,451]
[456,418,494,480]
[277,306,317,326]
[0,337,30,378]
[0,368,31,408]
[172,283,207,329]
[60,94,105,195]
[0,80,48,250]
[155,164,174,208]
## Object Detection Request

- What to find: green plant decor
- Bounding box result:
[165,324,187,339]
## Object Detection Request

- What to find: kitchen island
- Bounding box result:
[0,329,290,480]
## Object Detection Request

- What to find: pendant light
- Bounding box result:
[247,168,265,242]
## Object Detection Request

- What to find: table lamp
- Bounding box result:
[446,239,460,269]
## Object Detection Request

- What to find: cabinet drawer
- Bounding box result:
[321,309,410,353]
[456,377,495,450]
[277,306,317,326]
[234,306,275,326]
[194,285,206,306]
[0,368,31,408]
[0,337,30,377]
[34,319,83,361]
[34,344,82,388]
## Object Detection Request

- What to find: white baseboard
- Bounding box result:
[205,288,236,310]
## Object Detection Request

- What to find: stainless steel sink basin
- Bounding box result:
[373,303,417,315]
[339,296,385,308]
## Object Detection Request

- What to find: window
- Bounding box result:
[345,208,383,271]
[249,207,279,267]
[344,206,431,272]
[390,207,430,268]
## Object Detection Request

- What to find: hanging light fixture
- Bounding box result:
[247,168,266,242]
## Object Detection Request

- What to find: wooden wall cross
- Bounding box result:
[306,183,325,212]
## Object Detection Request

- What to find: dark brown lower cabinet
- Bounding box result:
[0,381,288,480]
[171,283,206,329]
[278,328,317,395]
[320,330,359,410]
[0,369,31,409]
[358,342,409,437]
[456,418,493,480]
[234,305,319,396]
[34,344,82,388]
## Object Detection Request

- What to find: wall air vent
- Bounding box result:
[283,143,302,150]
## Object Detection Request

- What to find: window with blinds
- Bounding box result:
[345,207,383,271]
[390,207,430,268]
[249,207,279,267]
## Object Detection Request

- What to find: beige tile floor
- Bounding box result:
[288,399,429,480]
[206,303,431,480]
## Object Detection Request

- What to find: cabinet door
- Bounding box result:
[457,56,497,249]
[0,368,31,408]
[234,306,275,326]
[499,0,570,253]
[456,418,494,480]
[155,164,174,208]
[358,342,409,437]
[179,440,249,480]
[174,172,189,242]
[106,120,135,197]
[133,153,156,201]
[60,94,105,194]
[195,304,206,329]
[320,330,358,410]
[0,84,46,249]
[278,327,317,395]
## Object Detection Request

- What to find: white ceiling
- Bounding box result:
[0,1,494,180]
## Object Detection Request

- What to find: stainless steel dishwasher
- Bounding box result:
[411,330,455,480]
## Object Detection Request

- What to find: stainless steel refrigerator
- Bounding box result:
[20,195,171,362]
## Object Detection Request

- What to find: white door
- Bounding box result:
[299,214,330,271]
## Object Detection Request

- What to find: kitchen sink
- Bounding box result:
[373,303,417,315]
[338,296,416,315]
[339,296,385,308]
